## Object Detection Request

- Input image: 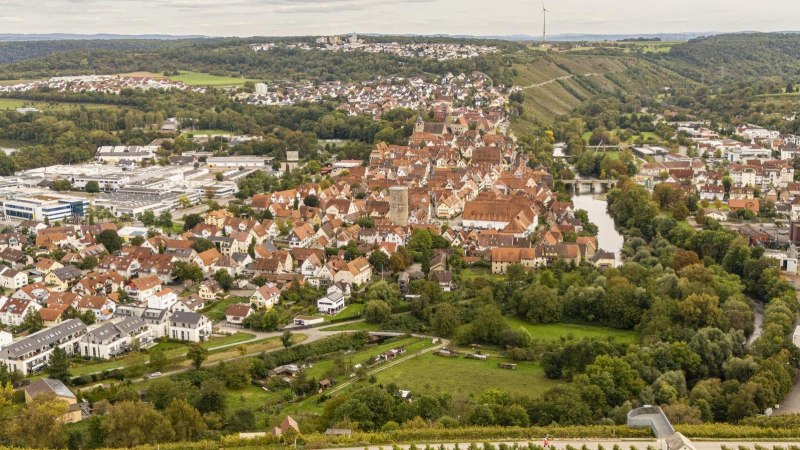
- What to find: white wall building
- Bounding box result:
[0,319,87,375]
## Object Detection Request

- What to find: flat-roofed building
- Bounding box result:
[207,156,275,169]
[3,193,88,222]
[71,173,130,191]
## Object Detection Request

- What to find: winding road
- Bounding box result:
[518,72,600,90]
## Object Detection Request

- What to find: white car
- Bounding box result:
[148,372,162,378]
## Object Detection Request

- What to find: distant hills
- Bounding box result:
[4,31,800,43]
[0,33,207,42]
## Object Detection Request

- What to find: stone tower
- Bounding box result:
[388,186,409,226]
[413,115,425,134]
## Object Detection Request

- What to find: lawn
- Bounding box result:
[375,352,561,403]
[458,267,505,282]
[0,98,25,110]
[320,320,379,332]
[505,317,638,344]
[181,129,234,137]
[328,303,365,321]
[0,98,127,111]
[170,71,257,87]
[70,332,257,376]
[304,336,429,382]
[203,297,249,321]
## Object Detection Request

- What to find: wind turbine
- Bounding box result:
[541,1,550,47]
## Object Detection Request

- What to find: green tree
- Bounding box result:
[7,393,68,449]
[22,308,44,332]
[368,251,390,273]
[52,179,72,191]
[364,300,392,324]
[96,229,123,253]
[46,347,71,382]
[102,401,175,447]
[583,355,646,406]
[186,343,208,370]
[149,348,167,372]
[183,213,203,231]
[140,210,156,227]
[194,378,227,415]
[164,399,207,441]
[85,180,100,193]
[192,238,215,253]
[172,261,204,284]
[303,194,319,207]
[212,269,234,291]
[281,331,294,348]
[157,211,173,230]
[431,302,460,336]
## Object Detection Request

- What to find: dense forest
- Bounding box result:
[0,36,519,85]
[655,33,800,84]
[0,39,183,65]
[0,88,419,173]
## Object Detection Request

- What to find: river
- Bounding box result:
[572,194,624,264]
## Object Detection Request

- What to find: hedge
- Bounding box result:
[249,424,800,449]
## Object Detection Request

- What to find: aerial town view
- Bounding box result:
[0,1,799,449]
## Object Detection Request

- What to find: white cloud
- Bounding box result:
[0,0,798,37]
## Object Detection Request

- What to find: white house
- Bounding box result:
[169,311,212,342]
[317,284,348,315]
[0,319,87,375]
[80,317,154,359]
[0,297,39,327]
[251,283,280,309]
[148,288,178,310]
[0,267,28,291]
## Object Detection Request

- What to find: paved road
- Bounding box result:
[318,440,799,450]
[519,73,600,90]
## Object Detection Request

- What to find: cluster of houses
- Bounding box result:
[252,35,499,61]
[0,223,228,375]
[243,72,512,118]
[0,75,206,95]
[635,122,800,221]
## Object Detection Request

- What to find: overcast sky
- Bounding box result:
[1,0,798,37]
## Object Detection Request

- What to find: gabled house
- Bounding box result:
[224,303,253,325]
[0,297,40,327]
[199,280,224,301]
[251,283,280,309]
[124,274,162,302]
[0,267,28,291]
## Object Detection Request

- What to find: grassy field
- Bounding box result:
[170,71,257,87]
[0,97,127,111]
[0,98,26,110]
[304,336,429,382]
[458,267,505,281]
[505,317,638,344]
[181,129,234,137]
[70,332,257,376]
[376,352,560,403]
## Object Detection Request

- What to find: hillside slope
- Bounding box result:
[655,33,800,83]
[511,54,691,129]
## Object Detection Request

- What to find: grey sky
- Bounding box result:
[0,0,797,37]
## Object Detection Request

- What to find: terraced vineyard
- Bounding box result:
[511,54,692,127]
